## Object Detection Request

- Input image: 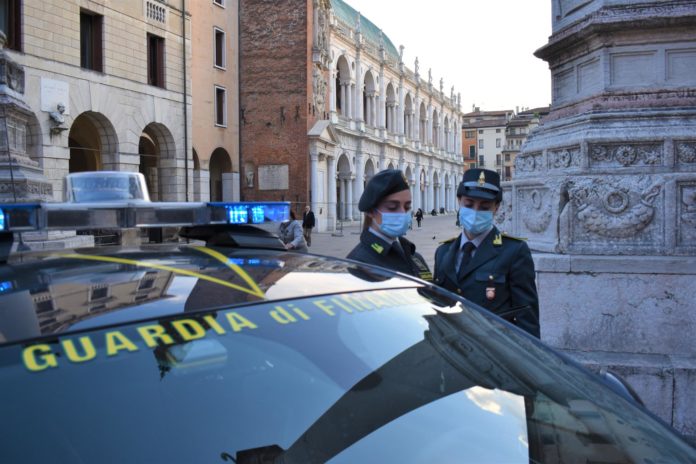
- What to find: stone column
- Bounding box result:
[327,156,336,231]
[346,176,354,221]
[414,164,422,211]
[340,84,347,116]
[398,81,404,135]
[414,97,421,142]
[427,167,434,211]
[347,84,353,120]
[309,151,319,214]
[355,57,363,124]
[329,67,337,117]
[354,154,365,218]
[508,0,696,442]
[339,177,346,220]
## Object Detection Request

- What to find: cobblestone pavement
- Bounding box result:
[306,212,461,270]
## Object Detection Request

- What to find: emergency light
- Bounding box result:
[0,201,290,232]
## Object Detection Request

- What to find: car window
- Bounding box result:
[1,287,694,463]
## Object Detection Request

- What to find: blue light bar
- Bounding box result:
[208,202,290,225]
[0,203,42,232]
[227,205,248,224]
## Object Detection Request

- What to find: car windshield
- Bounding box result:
[69,174,145,202]
[1,286,694,463]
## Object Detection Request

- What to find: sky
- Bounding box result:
[342,0,553,113]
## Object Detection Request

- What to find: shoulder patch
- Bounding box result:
[371,242,384,254]
[439,236,458,245]
[501,233,527,241]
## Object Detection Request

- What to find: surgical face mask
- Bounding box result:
[378,211,412,237]
[459,207,493,236]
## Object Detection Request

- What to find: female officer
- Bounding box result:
[346,169,432,282]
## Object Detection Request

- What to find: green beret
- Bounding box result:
[358,169,410,212]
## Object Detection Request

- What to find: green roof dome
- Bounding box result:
[331,0,400,62]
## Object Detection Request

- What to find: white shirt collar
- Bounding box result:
[369,227,397,244]
[459,227,493,250]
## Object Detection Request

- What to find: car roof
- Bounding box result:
[0,244,422,346]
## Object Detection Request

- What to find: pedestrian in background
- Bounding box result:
[302,205,316,247]
[415,208,423,228]
[346,169,432,282]
[433,168,540,337]
[279,210,308,252]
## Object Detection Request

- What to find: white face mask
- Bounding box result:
[458,207,493,235]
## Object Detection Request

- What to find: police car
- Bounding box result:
[0,177,694,463]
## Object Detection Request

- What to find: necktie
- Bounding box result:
[457,242,476,279]
[393,240,407,260]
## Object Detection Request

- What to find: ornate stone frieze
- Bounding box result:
[514,152,543,174]
[675,141,696,164]
[518,187,552,233]
[566,177,661,239]
[0,179,53,197]
[589,143,662,168]
[548,146,581,170]
[678,182,696,248]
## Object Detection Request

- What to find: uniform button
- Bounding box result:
[457,289,462,294]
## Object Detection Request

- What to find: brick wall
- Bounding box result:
[239,0,316,206]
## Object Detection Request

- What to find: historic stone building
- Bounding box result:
[239,0,464,231]
[1,0,192,202]
[190,0,240,202]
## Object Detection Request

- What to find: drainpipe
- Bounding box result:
[238,0,243,201]
[182,0,189,201]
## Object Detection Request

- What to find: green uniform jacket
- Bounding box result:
[434,227,540,337]
[347,230,433,282]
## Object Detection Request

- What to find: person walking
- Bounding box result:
[279,210,308,252]
[346,169,432,282]
[302,205,316,247]
[415,208,423,228]
[433,169,540,337]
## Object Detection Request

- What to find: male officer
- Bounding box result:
[347,169,432,282]
[434,169,539,337]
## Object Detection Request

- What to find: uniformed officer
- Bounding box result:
[346,169,432,282]
[434,169,540,337]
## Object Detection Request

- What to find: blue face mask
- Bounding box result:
[459,207,493,236]
[378,211,412,237]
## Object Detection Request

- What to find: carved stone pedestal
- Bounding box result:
[505,0,696,440]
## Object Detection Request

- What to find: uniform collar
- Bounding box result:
[459,227,493,250]
[364,228,400,256]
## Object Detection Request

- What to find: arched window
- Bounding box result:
[363,71,377,126]
[385,83,396,133]
[404,94,413,139]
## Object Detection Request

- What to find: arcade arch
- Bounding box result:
[68,112,118,173]
[209,147,232,202]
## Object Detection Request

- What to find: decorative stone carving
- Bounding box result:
[675,141,696,164]
[678,182,696,247]
[312,67,326,115]
[568,179,661,238]
[548,146,581,169]
[494,187,513,233]
[588,143,662,167]
[0,37,25,94]
[514,152,543,174]
[519,188,552,233]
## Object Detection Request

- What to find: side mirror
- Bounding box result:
[599,367,645,406]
